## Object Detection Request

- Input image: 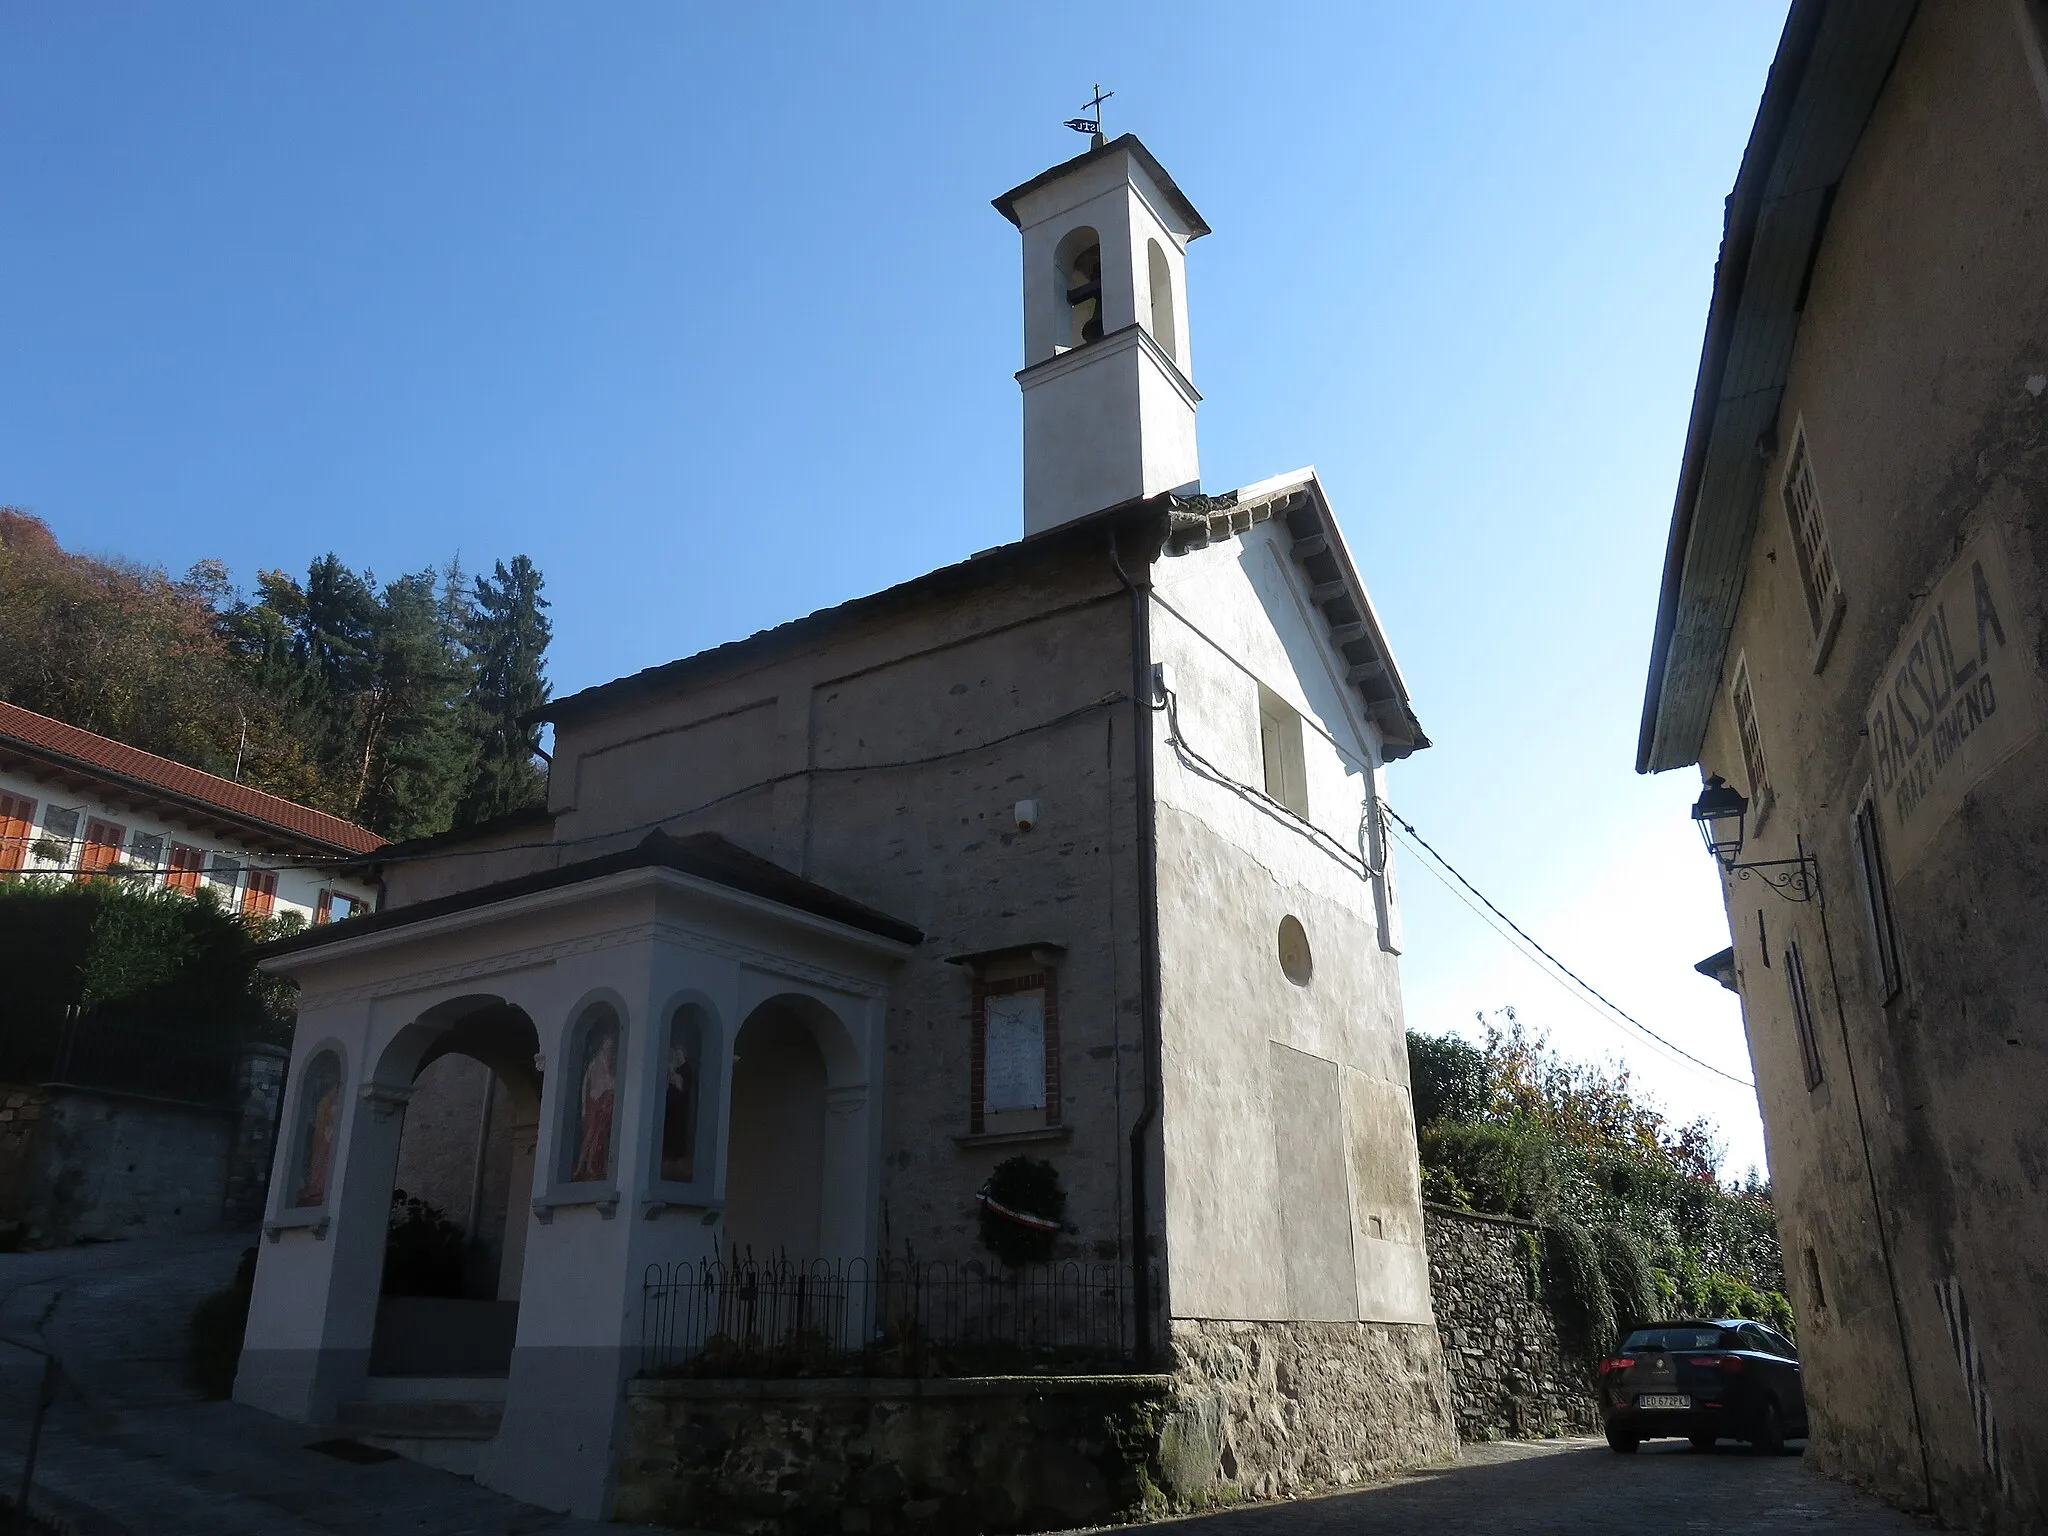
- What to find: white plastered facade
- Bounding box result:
[237,863,906,1516]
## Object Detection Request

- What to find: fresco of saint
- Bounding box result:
[293,1053,342,1207]
[660,1024,697,1183]
[569,1016,618,1183]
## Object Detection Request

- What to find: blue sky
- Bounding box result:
[1,2,1790,1172]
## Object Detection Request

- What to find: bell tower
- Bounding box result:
[994,134,1209,536]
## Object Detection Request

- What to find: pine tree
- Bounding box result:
[352,572,473,839]
[455,555,551,826]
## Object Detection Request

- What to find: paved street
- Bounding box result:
[1144,1436,1928,1536]
[0,1234,655,1535]
[0,1236,1927,1536]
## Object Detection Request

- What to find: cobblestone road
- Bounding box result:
[1143,1437,1928,1536]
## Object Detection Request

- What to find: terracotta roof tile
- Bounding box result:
[0,700,385,855]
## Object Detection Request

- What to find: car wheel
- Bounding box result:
[1688,1433,1717,1452]
[1606,1426,1640,1454]
[1750,1400,1787,1455]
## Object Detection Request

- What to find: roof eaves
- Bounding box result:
[991,133,1211,239]
[536,499,1172,730]
[1164,470,1428,760]
[1637,0,1920,773]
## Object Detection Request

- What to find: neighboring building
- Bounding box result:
[1638,2,2048,1528]
[0,699,382,923]
[237,135,1454,1521]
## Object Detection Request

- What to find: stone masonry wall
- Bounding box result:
[617,1374,1171,1534]
[1161,1318,1457,1503]
[1423,1204,1597,1440]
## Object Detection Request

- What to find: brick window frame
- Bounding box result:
[950,943,1067,1136]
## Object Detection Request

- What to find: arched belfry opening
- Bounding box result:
[1056,226,1104,350]
[1147,238,1176,362]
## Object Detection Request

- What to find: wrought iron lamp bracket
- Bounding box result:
[1722,852,1820,904]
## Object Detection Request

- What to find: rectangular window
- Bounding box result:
[0,792,35,872]
[39,805,81,859]
[127,830,165,874]
[1782,425,1846,660]
[1730,656,1772,816]
[1784,940,1824,1091]
[1258,684,1310,820]
[242,869,278,919]
[1851,794,1904,1001]
[166,843,205,895]
[79,817,127,878]
[204,854,241,903]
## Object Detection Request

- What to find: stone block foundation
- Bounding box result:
[1160,1318,1457,1503]
[617,1374,1173,1534]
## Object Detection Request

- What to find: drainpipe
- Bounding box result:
[1108,520,1164,1368]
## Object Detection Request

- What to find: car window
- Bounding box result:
[1621,1327,1725,1352]
[1753,1326,1796,1359]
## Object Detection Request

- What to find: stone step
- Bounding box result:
[335,1397,504,1441]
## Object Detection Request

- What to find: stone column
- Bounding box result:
[223,1044,290,1229]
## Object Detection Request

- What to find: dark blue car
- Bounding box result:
[1598,1319,1807,1453]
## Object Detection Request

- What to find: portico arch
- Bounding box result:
[722,992,866,1263]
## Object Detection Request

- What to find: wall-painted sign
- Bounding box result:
[1867,528,2040,871]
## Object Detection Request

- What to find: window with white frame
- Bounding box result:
[1782,426,1845,655]
[1730,656,1772,817]
[1258,684,1310,820]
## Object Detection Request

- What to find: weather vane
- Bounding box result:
[1064,84,1113,146]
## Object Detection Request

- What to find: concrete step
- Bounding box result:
[332,1395,505,1480]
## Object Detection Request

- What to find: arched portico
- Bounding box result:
[238,830,915,1518]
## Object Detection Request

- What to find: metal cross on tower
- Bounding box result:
[1063,85,1113,146]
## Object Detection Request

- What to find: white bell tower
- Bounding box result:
[994,134,1209,536]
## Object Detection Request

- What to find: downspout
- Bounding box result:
[1109,521,1164,1367]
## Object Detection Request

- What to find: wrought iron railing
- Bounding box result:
[641,1255,1152,1377]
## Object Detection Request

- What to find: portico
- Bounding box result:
[236,830,916,1515]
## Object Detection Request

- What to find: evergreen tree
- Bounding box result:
[455,555,551,826]
[352,572,473,839]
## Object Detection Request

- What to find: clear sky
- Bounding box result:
[1,2,1792,1174]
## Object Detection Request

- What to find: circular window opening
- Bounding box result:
[1277,915,1313,986]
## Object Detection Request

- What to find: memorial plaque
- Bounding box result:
[984,991,1046,1111]
[1866,528,2041,872]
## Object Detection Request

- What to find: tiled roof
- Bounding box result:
[0,700,385,855]
[266,829,923,954]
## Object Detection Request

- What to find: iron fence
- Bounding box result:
[642,1255,1152,1377]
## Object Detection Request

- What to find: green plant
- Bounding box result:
[976,1156,1068,1265]
[1542,1215,1615,1347]
[382,1190,471,1297]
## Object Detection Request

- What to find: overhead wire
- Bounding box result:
[1379,803,1755,1089]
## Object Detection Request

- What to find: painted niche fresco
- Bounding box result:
[292,1051,343,1206]
[661,1007,703,1183]
[568,1008,619,1183]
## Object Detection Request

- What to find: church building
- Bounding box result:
[235,133,1455,1521]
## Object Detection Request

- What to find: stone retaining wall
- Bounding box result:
[1160,1318,1456,1502]
[618,1374,1172,1534]
[1422,1203,1598,1439]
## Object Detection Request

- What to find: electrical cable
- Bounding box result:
[1380,804,1755,1089]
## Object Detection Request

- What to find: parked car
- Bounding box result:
[1598,1319,1807,1453]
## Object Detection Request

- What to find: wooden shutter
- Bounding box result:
[242,869,278,919]
[166,843,205,895]
[0,792,35,872]
[79,817,127,878]
[315,889,334,925]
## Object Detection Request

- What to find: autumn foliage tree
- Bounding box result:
[0,508,552,842]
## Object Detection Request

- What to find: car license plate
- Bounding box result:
[1639,1394,1690,1410]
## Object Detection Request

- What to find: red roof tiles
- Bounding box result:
[0,701,385,855]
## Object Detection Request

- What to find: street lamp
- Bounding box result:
[1691,775,1748,867]
[1689,774,1819,903]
